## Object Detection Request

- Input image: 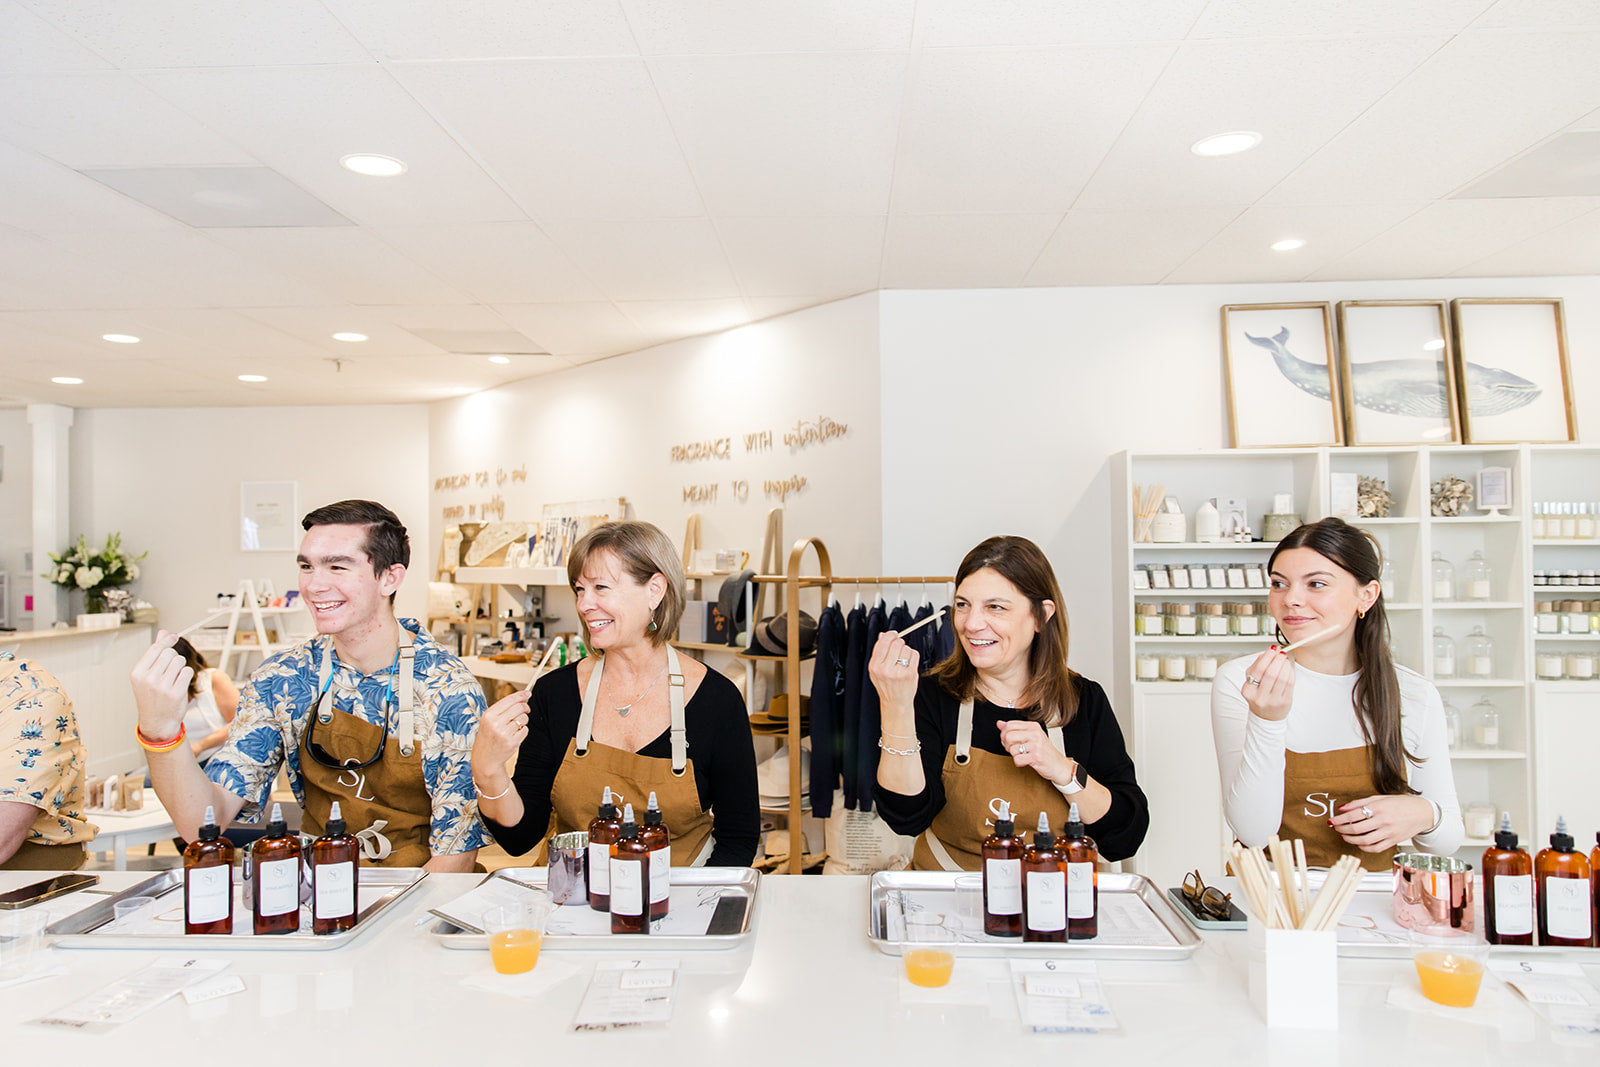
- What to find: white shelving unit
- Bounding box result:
[451,566,570,689]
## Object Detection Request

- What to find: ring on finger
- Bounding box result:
[1245,676,1260,685]
[1360,805,1374,819]
[895,657,910,667]
[1018,744,1028,755]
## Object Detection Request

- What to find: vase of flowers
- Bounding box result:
[45,533,146,614]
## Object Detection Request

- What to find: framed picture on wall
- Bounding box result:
[1450,298,1577,444]
[240,481,298,552]
[1221,302,1344,448]
[1335,300,1461,446]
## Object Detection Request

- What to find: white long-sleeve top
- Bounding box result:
[1211,655,1463,857]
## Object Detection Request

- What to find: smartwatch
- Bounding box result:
[1056,759,1088,796]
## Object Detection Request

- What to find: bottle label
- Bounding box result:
[1067,862,1095,919]
[187,864,230,924]
[1469,657,1492,677]
[1434,580,1452,599]
[315,860,356,919]
[649,847,670,905]
[1492,874,1532,936]
[610,858,643,916]
[1025,870,1066,932]
[258,856,300,917]
[1468,581,1492,599]
[588,842,611,893]
[1435,655,1454,675]
[985,858,1022,915]
[1477,726,1499,747]
[1545,877,1593,940]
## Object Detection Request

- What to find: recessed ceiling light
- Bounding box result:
[1270,238,1306,252]
[340,154,407,177]
[51,376,84,385]
[332,332,368,343]
[1191,131,1262,157]
[238,374,268,383]
[102,333,140,344]
[1423,339,1446,351]
[488,355,511,364]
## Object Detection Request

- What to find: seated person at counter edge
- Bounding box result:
[130,500,488,871]
[1211,518,1463,871]
[1,651,97,870]
[873,535,1149,870]
[473,521,758,866]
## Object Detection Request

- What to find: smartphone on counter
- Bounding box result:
[0,872,99,909]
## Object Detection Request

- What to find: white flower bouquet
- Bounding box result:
[45,533,146,612]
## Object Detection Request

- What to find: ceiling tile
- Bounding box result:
[1188,0,1494,37]
[0,0,114,71]
[649,52,906,215]
[617,298,751,344]
[205,227,471,306]
[0,142,175,233]
[20,0,370,67]
[493,302,651,357]
[540,218,738,301]
[47,226,333,307]
[323,0,637,59]
[1454,131,1600,198]
[1164,202,1424,283]
[914,0,1208,46]
[744,295,836,322]
[238,305,470,356]
[392,59,704,219]
[1075,34,1448,211]
[881,214,1059,289]
[895,46,1173,215]
[1025,207,1241,286]
[1453,208,1600,276]
[717,216,884,297]
[1473,0,1600,30]
[625,0,914,54]
[374,223,602,303]
[78,166,352,228]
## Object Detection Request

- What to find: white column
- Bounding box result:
[27,403,73,629]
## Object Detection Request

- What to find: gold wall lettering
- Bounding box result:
[683,483,719,503]
[764,475,808,502]
[435,473,472,491]
[670,438,732,463]
[743,430,772,452]
[783,416,848,450]
[442,505,466,519]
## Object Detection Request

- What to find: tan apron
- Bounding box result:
[549,647,716,866]
[295,631,434,869]
[1279,746,1398,872]
[914,700,1073,872]
[1,840,87,871]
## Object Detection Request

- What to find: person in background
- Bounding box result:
[872,535,1149,870]
[1211,517,1462,870]
[1,651,97,869]
[165,637,239,768]
[473,521,759,867]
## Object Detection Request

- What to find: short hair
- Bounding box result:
[566,521,685,649]
[171,636,207,702]
[301,500,410,576]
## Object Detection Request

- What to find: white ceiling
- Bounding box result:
[1,0,1597,408]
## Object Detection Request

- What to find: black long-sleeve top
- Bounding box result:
[874,673,1150,862]
[480,663,760,866]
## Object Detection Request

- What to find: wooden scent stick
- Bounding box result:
[1279,625,1340,655]
[1293,838,1311,917]
[524,641,562,691]
[894,604,947,639]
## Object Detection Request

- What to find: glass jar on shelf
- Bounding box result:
[1164,602,1197,636]
[1470,697,1501,750]
[1187,653,1219,681]
[1463,803,1497,840]
[1535,649,1566,680]
[1197,602,1230,636]
[1562,600,1591,634]
[1534,601,1560,634]
[1579,503,1597,540]
[1443,699,1461,750]
[1134,603,1164,637]
[1160,653,1188,681]
[1460,550,1493,601]
[1531,502,1547,539]
[1431,551,1454,601]
[1432,627,1456,679]
[1565,650,1597,681]
[1560,502,1579,539]
[1229,603,1262,637]
[1136,654,1162,682]
[1464,626,1494,680]
[1380,554,1397,602]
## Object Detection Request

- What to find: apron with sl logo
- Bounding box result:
[1279,746,1398,872]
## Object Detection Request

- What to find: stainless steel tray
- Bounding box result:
[47,867,427,951]
[1335,890,1600,960]
[431,866,759,951]
[868,871,1202,960]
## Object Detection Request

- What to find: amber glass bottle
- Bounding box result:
[980,801,1024,937]
[609,804,651,935]
[1062,802,1099,940]
[1535,816,1595,948]
[641,791,671,921]
[311,799,360,935]
[251,803,302,935]
[1022,812,1067,943]
[184,805,236,935]
[1481,812,1533,946]
[587,788,623,912]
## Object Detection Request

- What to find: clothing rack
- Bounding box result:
[746,537,952,874]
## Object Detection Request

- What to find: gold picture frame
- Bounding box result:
[1450,298,1577,444]
[1335,299,1461,446]
[1222,302,1344,448]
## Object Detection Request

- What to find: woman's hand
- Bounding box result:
[1240,646,1294,722]
[868,631,920,719]
[1331,794,1436,853]
[472,689,531,785]
[996,718,1074,787]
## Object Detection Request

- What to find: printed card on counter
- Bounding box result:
[1009,960,1119,1034]
[33,957,231,1032]
[1491,960,1600,1037]
[572,958,680,1032]
[430,872,545,933]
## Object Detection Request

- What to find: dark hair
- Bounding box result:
[567,521,685,649]
[933,535,1079,727]
[301,500,411,575]
[1268,517,1417,796]
[171,636,206,702]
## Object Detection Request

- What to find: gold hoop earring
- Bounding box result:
[1357,607,1367,620]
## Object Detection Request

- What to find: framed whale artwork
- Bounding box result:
[1221,302,1344,448]
[1450,298,1577,444]
[1335,300,1461,446]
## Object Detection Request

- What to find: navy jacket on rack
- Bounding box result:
[904,602,940,668]
[807,601,847,817]
[851,600,890,811]
[839,602,869,811]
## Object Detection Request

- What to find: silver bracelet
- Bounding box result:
[877,737,921,756]
[474,778,513,801]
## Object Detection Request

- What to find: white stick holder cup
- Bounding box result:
[1247,924,1338,1030]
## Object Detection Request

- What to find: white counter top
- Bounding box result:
[1,870,1593,1061]
[0,621,153,645]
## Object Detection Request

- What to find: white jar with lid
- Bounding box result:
[1536,651,1566,680]
[1565,651,1597,680]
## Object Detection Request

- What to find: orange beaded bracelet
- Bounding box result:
[136,723,187,753]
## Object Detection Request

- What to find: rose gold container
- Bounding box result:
[1392,852,1474,931]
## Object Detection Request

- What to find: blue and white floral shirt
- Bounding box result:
[204,620,487,856]
[0,650,96,847]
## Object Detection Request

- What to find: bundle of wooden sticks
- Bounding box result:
[1132,482,1165,542]
[1228,837,1364,932]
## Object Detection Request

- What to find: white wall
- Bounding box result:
[880,277,1600,690]
[0,409,30,624]
[429,295,884,608]
[69,405,432,629]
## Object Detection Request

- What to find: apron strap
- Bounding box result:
[921,828,964,872]
[395,627,416,758]
[315,639,335,723]
[667,645,687,776]
[690,834,715,867]
[575,653,605,755]
[355,819,393,862]
[955,700,974,764]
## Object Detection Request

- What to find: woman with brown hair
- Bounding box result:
[1211,517,1462,870]
[472,521,758,867]
[872,535,1149,870]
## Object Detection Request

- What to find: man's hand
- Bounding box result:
[130,630,194,740]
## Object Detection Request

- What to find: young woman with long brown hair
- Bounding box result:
[1211,518,1462,870]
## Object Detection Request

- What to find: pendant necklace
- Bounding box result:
[609,662,668,717]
